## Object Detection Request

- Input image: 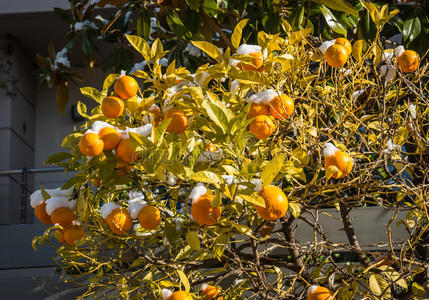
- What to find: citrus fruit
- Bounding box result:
[79,133,104,156]
[50,207,76,228]
[325,44,348,68]
[114,75,138,99]
[335,38,352,56]
[116,138,139,163]
[255,185,288,220]
[164,110,188,134]
[166,291,193,300]
[101,96,125,118]
[249,115,276,139]
[98,127,121,150]
[334,151,353,179]
[201,284,223,300]
[56,228,65,243]
[237,52,264,71]
[205,142,217,152]
[106,207,133,234]
[191,194,222,226]
[247,103,270,119]
[307,286,333,300]
[268,94,294,119]
[397,50,420,73]
[64,225,85,246]
[138,205,161,230]
[34,202,52,225]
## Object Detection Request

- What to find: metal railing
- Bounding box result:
[0,167,65,224]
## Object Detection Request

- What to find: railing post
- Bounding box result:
[20,167,28,224]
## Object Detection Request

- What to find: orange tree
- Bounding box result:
[31,5,429,300]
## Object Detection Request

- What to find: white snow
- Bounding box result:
[236,44,262,55]
[307,285,319,295]
[251,178,262,192]
[167,174,177,186]
[53,48,70,69]
[190,183,207,203]
[351,90,365,101]
[230,80,240,94]
[395,45,405,58]
[409,104,416,119]
[128,202,146,219]
[91,121,114,134]
[121,124,153,139]
[247,89,278,104]
[161,289,172,300]
[45,196,76,216]
[74,20,98,32]
[185,43,202,57]
[99,202,120,219]
[200,283,209,291]
[323,142,337,158]
[319,40,336,54]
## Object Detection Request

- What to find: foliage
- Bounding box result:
[35,0,428,113]
[32,5,429,298]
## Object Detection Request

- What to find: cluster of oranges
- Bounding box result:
[30,188,84,246]
[163,284,223,300]
[246,90,295,140]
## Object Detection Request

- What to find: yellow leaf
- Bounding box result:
[125,34,150,62]
[189,171,222,186]
[191,41,222,63]
[289,202,301,218]
[352,40,367,61]
[393,126,409,145]
[176,270,190,292]
[231,19,249,49]
[261,153,286,186]
[369,274,391,298]
[185,231,200,251]
[326,165,341,180]
[292,147,309,167]
[239,193,265,208]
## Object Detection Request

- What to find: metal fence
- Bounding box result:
[0,167,66,224]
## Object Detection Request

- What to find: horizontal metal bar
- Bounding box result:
[0,167,65,176]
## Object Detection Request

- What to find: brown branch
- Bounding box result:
[339,202,370,265]
[281,214,304,270]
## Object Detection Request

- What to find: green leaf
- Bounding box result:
[175,245,193,260]
[320,5,347,37]
[185,231,201,251]
[202,0,221,17]
[233,223,255,238]
[191,41,222,63]
[62,175,84,190]
[137,7,151,40]
[318,0,358,18]
[261,153,286,186]
[44,152,72,165]
[76,190,87,221]
[378,265,408,290]
[403,17,421,43]
[80,87,103,103]
[186,0,199,11]
[40,187,51,200]
[189,171,222,185]
[125,34,151,62]
[176,270,190,292]
[103,73,118,91]
[231,19,249,49]
[289,202,301,218]
[56,83,68,114]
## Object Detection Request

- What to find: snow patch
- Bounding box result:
[190,183,207,203]
[45,196,76,216]
[247,89,278,104]
[99,202,120,219]
[323,143,337,157]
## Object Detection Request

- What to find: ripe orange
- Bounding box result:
[334,151,353,179]
[237,52,264,71]
[335,38,352,56]
[164,110,188,134]
[205,142,217,152]
[64,225,85,246]
[101,96,125,118]
[166,291,193,300]
[150,105,163,126]
[56,228,65,243]
[201,285,223,300]
[307,286,333,300]
[138,205,161,230]
[79,133,104,156]
[34,202,52,225]
[268,95,294,119]
[50,207,75,228]
[249,115,276,139]
[397,50,420,73]
[247,103,270,119]
[98,127,121,150]
[325,44,348,68]
[191,195,222,226]
[116,138,139,163]
[114,75,138,99]
[106,207,133,234]
[255,185,288,220]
